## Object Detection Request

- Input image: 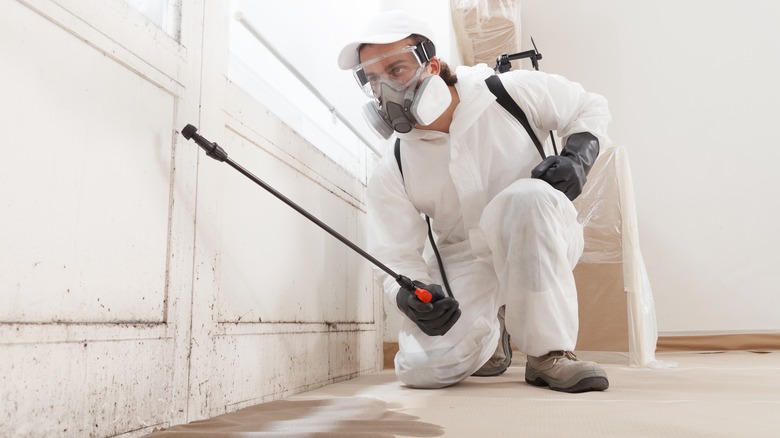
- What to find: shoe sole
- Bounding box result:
[525,368,609,393]
[472,328,512,377]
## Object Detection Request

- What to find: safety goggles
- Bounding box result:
[351,46,428,98]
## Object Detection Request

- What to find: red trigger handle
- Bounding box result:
[414,288,433,303]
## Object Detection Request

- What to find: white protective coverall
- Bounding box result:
[367,63,612,388]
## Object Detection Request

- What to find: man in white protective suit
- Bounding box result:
[338,10,612,392]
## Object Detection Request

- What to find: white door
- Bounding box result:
[0,0,203,436]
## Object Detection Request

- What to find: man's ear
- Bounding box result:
[427,57,441,75]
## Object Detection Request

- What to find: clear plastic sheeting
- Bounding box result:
[574,148,623,264]
[450,0,521,67]
[572,146,660,367]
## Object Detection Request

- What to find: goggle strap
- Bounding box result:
[415,41,436,63]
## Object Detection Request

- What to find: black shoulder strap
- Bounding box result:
[394,138,403,178]
[485,75,546,160]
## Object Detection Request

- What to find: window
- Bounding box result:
[228,1,385,182]
[123,0,181,40]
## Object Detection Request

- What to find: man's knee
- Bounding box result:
[491,179,563,216]
[482,178,568,237]
[396,357,481,389]
[394,329,497,388]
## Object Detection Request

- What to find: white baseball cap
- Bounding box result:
[337,10,436,70]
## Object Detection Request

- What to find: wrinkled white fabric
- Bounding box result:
[366,64,612,388]
[480,178,584,357]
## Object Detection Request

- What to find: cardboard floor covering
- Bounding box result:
[146,350,780,437]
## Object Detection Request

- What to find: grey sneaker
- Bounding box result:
[525,351,609,393]
[472,306,512,377]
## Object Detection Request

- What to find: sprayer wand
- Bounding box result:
[180,124,435,303]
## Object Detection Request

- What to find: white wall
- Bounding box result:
[520,0,780,335]
[0,1,380,436]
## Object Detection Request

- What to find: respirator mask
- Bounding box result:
[352,44,452,139]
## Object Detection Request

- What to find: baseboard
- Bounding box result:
[656,333,780,352]
[383,333,780,367]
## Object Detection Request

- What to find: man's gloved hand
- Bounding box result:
[396,282,461,336]
[531,132,600,201]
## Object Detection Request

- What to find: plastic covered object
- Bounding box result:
[572,146,660,367]
[450,0,521,67]
[575,146,623,264]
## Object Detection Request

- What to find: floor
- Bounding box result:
[145,350,780,437]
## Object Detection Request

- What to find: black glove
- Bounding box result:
[396,282,461,336]
[531,132,600,201]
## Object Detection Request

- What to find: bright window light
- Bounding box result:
[228,1,384,183]
[123,0,180,39]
